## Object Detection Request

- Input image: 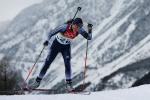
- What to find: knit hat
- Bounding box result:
[72,18,83,28]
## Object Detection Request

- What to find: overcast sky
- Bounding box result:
[0,0,43,22]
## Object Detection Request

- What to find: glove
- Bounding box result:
[43,40,49,46]
[87,23,93,33]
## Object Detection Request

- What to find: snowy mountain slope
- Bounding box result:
[68,0,150,91]
[0,0,117,89]
[0,21,10,34]
[0,0,115,63]
[70,0,150,91]
[1,0,150,93]
[1,85,150,100]
[95,57,150,90]
[85,1,149,90]
[132,70,150,87]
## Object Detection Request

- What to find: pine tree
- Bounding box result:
[0,56,23,94]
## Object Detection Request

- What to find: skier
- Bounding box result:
[30,18,93,91]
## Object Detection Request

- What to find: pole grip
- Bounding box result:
[77,7,82,11]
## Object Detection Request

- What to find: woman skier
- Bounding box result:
[30,18,92,91]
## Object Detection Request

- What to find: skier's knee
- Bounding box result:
[64,55,71,62]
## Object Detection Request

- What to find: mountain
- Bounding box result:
[0,0,150,93]
[0,21,10,34]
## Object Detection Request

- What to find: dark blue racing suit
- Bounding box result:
[38,23,92,81]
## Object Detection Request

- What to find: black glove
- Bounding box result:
[87,23,93,33]
[43,40,49,46]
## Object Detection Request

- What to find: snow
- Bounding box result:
[84,7,138,85]
[110,0,125,15]
[1,85,150,100]
[1,0,150,95]
[0,53,4,60]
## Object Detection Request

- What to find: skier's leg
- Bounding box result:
[61,44,74,91]
[38,39,60,80]
[38,49,59,79]
[30,40,60,89]
[29,49,58,89]
[61,44,72,81]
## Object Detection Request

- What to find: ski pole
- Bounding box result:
[70,7,81,29]
[25,46,46,82]
[83,23,93,88]
[83,40,89,85]
[72,7,82,20]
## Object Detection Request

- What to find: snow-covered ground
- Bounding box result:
[1,85,150,100]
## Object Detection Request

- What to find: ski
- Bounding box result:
[67,82,91,95]
[0,81,91,95]
[23,88,91,95]
[22,88,57,92]
[0,88,91,95]
[0,90,25,95]
[68,90,91,95]
[0,88,56,94]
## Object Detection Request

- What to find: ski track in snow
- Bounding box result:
[1,85,150,100]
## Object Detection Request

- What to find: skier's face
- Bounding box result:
[72,24,79,32]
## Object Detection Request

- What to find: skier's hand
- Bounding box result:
[43,40,49,46]
[87,23,93,33]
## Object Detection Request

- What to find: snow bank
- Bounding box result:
[0,85,150,100]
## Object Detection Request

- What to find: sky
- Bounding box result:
[0,0,43,22]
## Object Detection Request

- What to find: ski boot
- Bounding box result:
[66,80,74,92]
[29,77,42,89]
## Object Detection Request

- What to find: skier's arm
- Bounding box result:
[48,24,67,40]
[78,28,92,40]
[43,24,67,46]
